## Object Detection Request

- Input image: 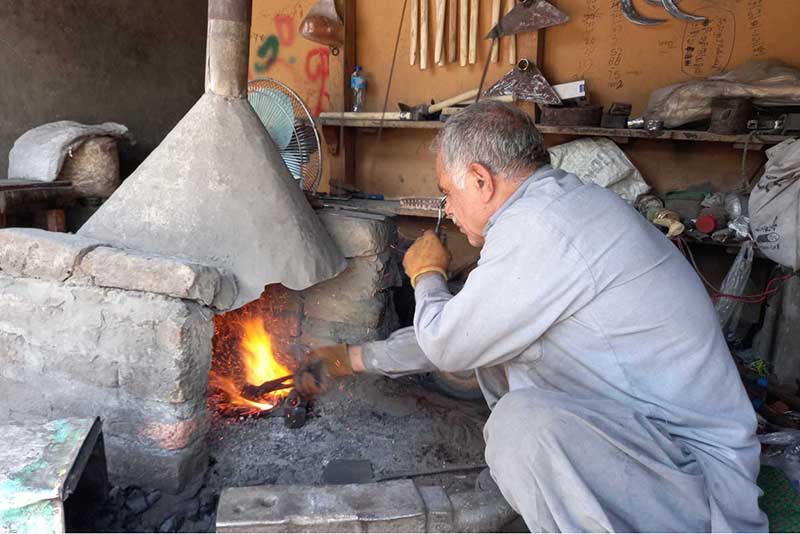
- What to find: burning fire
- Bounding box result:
[209,317,293,415]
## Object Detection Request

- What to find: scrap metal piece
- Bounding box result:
[486,0,569,39]
[484,58,562,105]
[621,0,665,25]
[0,418,108,534]
[661,0,707,22]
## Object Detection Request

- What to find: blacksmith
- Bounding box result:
[295,101,767,532]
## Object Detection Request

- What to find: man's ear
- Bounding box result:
[467,162,495,202]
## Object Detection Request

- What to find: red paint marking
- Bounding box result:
[274,14,296,46]
[305,47,331,116]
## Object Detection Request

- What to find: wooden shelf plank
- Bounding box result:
[317,117,794,146]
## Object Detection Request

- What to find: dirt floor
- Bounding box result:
[90,373,491,532]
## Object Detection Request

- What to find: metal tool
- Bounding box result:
[659,0,706,22]
[434,194,447,236]
[399,88,481,120]
[540,105,603,127]
[240,374,294,401]
[507,0,517,64]
[620,0,665,25]
[486,0,569,38]
[601,102,632,129]
[485,59,561,105]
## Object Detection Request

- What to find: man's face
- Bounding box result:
[436,151,488,247]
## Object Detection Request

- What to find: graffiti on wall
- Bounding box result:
[251,12,330,116]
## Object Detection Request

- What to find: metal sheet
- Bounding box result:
[79,94,347,310]
[484,61,562,105]
[0,418,101,534]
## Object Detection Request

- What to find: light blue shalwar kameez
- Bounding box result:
[362,166,767,532]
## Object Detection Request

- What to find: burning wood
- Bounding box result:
[209,310,296,418]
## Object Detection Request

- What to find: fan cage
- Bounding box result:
[248,78,323,193]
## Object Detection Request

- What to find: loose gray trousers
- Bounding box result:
[362,166,766,532]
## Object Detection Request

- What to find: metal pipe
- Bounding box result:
[205,0,252,98]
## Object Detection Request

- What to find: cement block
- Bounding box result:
[318,210,396,258]
[0,228,103,281]
[76,246,237,309]
[216,480,426,533]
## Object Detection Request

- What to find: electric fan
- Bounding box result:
[248,78,323,192]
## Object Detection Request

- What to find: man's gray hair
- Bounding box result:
[434,100,548,189]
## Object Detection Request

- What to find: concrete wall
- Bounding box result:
[0,0,208,178]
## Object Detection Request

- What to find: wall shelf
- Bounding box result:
[318,117,794,149]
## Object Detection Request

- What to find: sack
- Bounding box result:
[749,139,800,270]
[714,241,754,340]
[59,136,120,198]
[548,137,650,203]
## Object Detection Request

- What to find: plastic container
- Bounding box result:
[350,66,366,112]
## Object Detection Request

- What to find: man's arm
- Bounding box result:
[413,213,595,372]
[349,326,438,377]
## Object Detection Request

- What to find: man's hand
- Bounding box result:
[403,230,452,288]
[294,344,353,398]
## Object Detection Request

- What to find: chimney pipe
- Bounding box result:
[206,0,252,98]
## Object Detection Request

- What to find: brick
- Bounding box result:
[317,210,396,258]
[0,228,103,281]
[300,314,395,346]
[76,246,237,309]
[216,480,426,533]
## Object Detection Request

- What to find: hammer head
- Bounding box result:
[398,100,437,121]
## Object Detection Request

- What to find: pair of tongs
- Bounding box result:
[240,374,294,401]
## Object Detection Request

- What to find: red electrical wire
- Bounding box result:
[672,237,797,304]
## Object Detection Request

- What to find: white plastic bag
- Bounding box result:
[749,139,800,270]
[715,241,754,339]
[548,138,650,203]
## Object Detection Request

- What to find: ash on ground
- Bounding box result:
[88,374,490,532]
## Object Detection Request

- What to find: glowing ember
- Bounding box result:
[209,316,294,416]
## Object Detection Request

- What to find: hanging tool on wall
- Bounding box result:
[410,0,418,65]
[490,0,502,62]
[448,0,458,63]
[435,0,447,65]
[478,1,569,101]
[468,0,479,64]
[484,59,562,105]
[459,0,469,66]
[487,0,569,38]
[621,0,707,26]
[507,0,517,64]
[420,0,429,69]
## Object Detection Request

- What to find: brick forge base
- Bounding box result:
[0,210,399,493]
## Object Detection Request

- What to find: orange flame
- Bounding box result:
[209,318,293,414]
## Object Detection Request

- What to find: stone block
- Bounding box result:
[300,317,391,346]
[0,274,214,404]
[216,480,426,533]
[317,210,395,258]
[105,434,208,493]
[76,246,237,309]
[418,486,454,533]
[303,253,399,302]
[0,228,103,281]
[303,292,388,328]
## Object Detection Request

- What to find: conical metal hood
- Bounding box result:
[78,0,346,310]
